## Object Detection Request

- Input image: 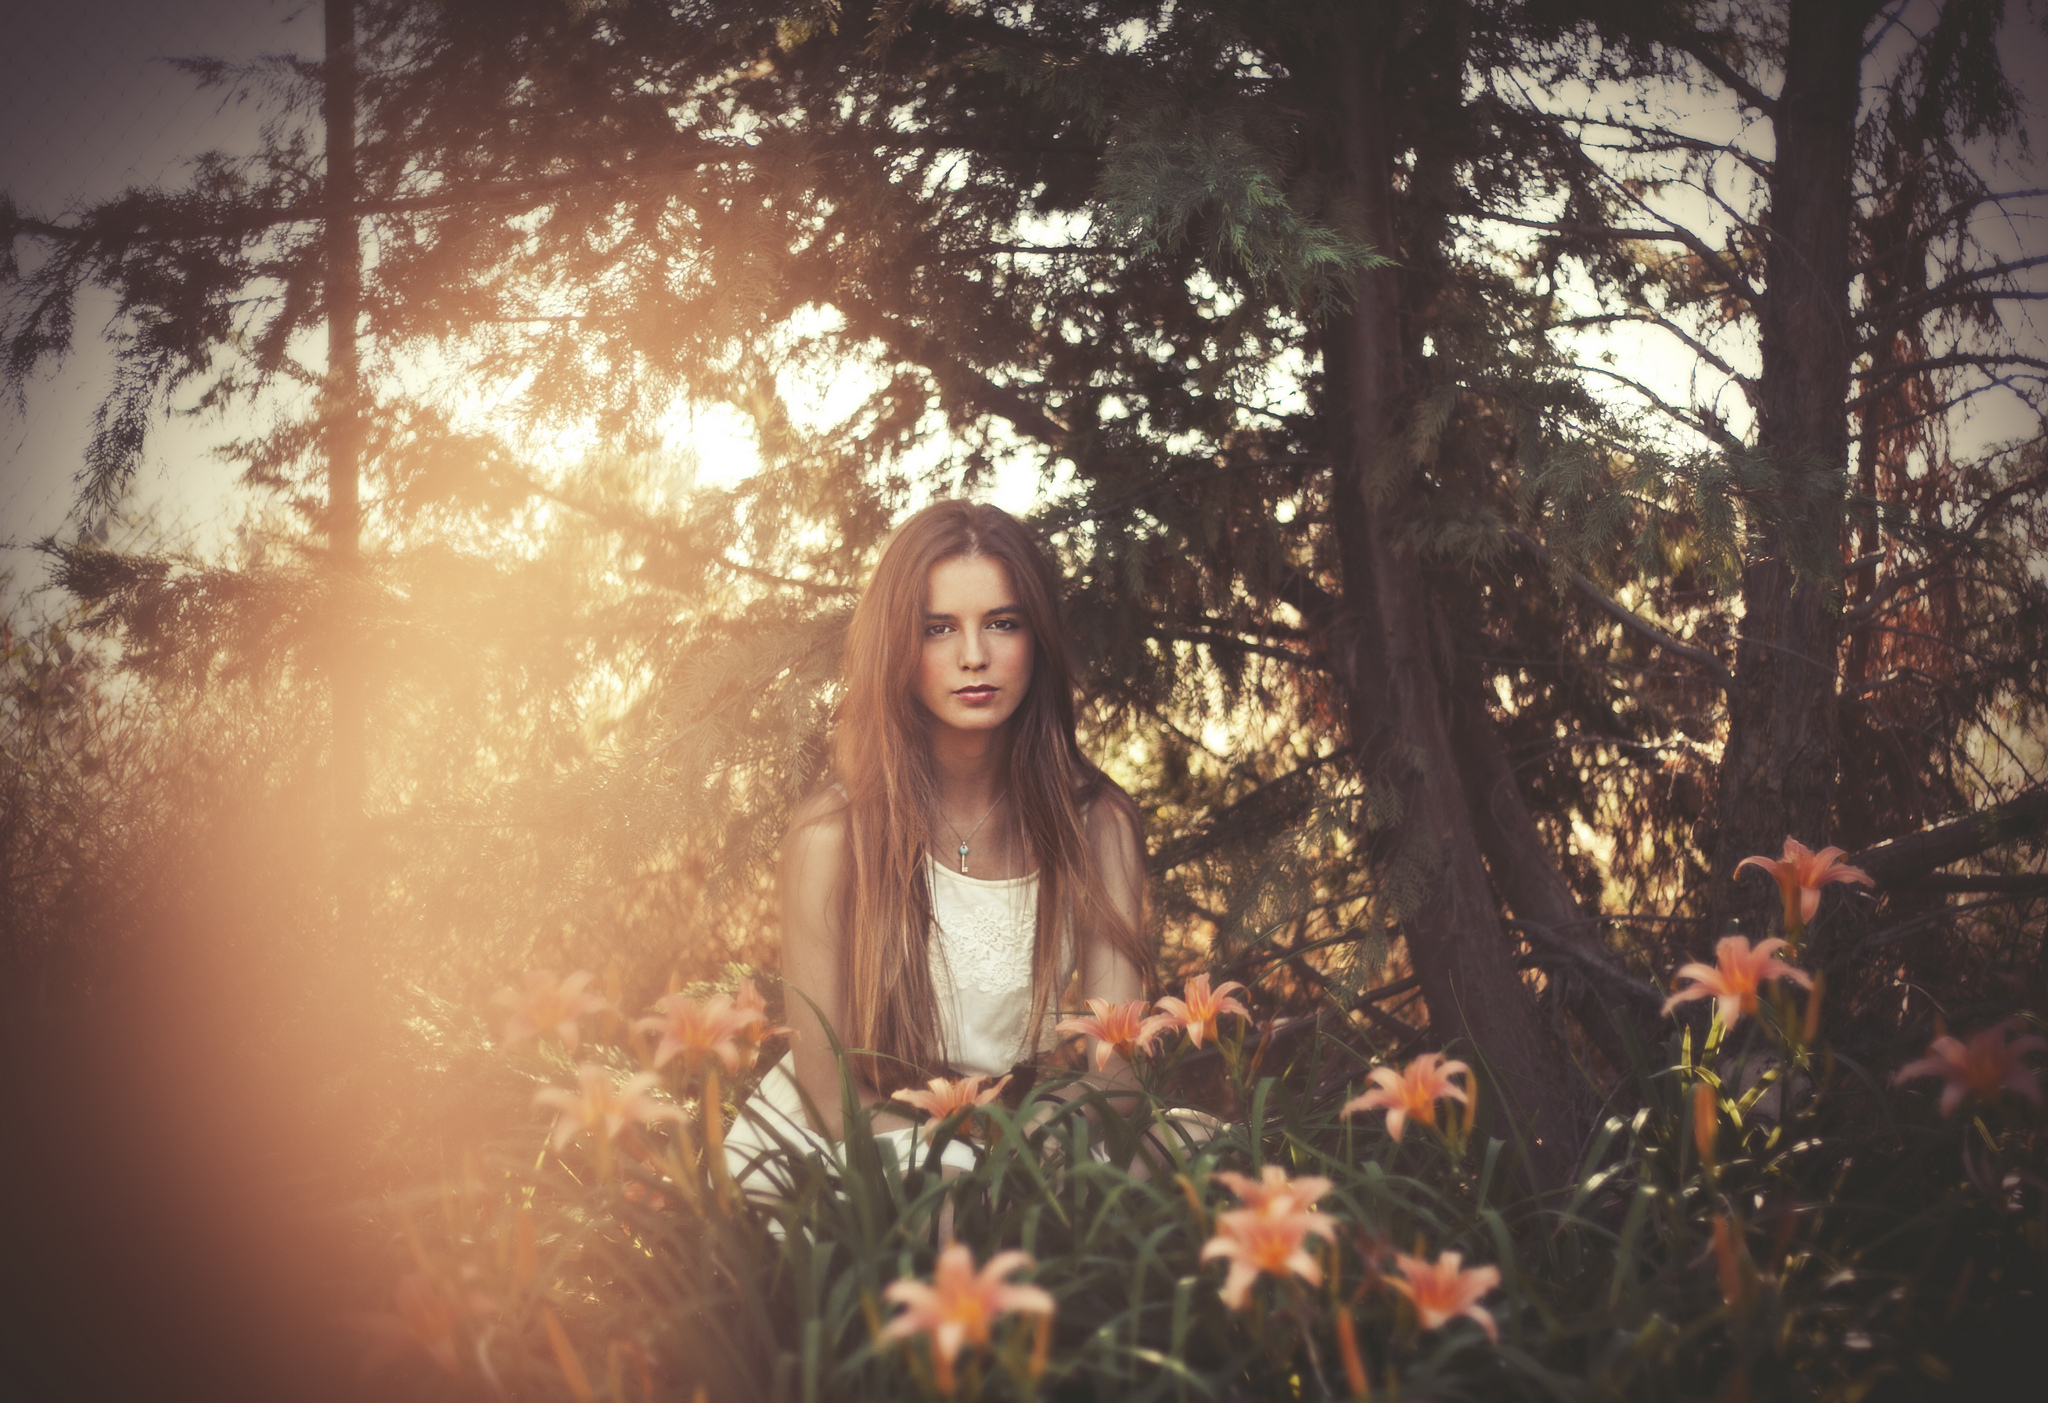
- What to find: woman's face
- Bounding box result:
[913,553,1035,736]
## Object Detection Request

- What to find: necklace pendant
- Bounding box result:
[958,841,971,873]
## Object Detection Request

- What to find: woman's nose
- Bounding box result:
[960,626,988,668]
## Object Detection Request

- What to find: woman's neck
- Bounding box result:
[930,722,1010,810]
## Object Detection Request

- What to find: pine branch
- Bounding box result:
[1148,758,1336,876]
[1901,873,2048,895]
[1506,529,1733,690]
[1853,253,2048,335]
[1662,31,1780,119]
[1848,189,2048,279]
[1564,362,1745,450]
[1845,353,2048,412]
[1842,464,2048,629]
[1546,308,1753,394]
[1141,624,1320,668]
[1473,208,1764,312]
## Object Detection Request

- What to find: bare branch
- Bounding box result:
[1664,32,1780,118]
[1849,189,2048,278]
[1855,253,2048,333]
[1848,786,2048,886]
[1505,529,1734,689]
[1143,623,1321,668]
[1566,361,1744,449]
[1473,208,1764,312]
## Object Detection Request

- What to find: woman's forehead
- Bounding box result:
[924,553,1017,612]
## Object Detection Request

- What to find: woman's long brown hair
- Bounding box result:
[828,500,1150,1093]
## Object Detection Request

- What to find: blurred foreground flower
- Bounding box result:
[1342,1051,1472,1142]
[1201,1165,1338,1308]
[1057,998,1172,1068]
[731,977,789,1053]
[1153,973,1250,1049]
[1662,935,1812,1028]
[635,991,764,1075]
[536,1064,685,1152]
[1212,1163,1335,1220]
[882,1243,1054,1397]
[1737,837,1873,930]
[1893,1019,2047,1117]
[1387,1250,1501,1343]
[1710,1214,1750,1308]
[350,1272,462,1377]
[494,970,608,1052]
[892,1072,1012,1131]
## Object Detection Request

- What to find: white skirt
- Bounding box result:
[721,1052,980,1202]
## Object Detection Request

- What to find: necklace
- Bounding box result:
[941,794,1004,875]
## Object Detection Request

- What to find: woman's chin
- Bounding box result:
[931,704,1019,735]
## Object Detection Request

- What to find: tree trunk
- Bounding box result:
[324,0,367,916]
[1449,683,1661,1071]
[1706,0,1864,938]
[1313,10,1590,1185]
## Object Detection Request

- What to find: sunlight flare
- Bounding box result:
[493,970,609,1052]
[535,1063,685,1152]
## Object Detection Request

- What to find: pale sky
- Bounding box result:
[2,0,293,599]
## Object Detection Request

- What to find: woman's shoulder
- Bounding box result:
[782,783,852,868]
[1075,766,1143,850]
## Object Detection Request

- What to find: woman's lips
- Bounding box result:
[954,685,997,703]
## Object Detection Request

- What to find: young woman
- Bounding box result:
[725,500,1154,1186]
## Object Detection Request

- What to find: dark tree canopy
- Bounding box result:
[4,0,2045,1184]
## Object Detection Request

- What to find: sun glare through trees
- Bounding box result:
[3,1,2046,1399]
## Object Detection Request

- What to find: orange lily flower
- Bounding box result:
[1662,934,1812,1028]
[535,1063,685,1152]
[1387,1249,1502,1342]
[493,969,608,1052]
[1736,838,1873,928]
[1892,1019,2047,1117]
[633,991,763,1075]
[1056,998,1174,1068]
[731,978,790,1046]
[1342,1051,1473,1142]
[1201,1202,1339,1309]
[881,1243,1054,1397]
[892,1072,1013,1124]
[1153,973,1251,1049]
[1212,1163,1336,1220]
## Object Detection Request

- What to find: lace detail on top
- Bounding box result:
[926,858,1065,1077]
[939,890,1036,998]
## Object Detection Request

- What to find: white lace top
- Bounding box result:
[927,858,1069,1077]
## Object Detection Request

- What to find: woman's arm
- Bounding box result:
[780,792,917,1139]
[1065,794,1151,1101]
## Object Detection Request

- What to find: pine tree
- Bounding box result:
[8,0,2044,1191]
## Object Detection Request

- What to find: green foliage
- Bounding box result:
[362,970,2046,1402]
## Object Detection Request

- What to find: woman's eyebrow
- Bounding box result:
[923,604,1021,619]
